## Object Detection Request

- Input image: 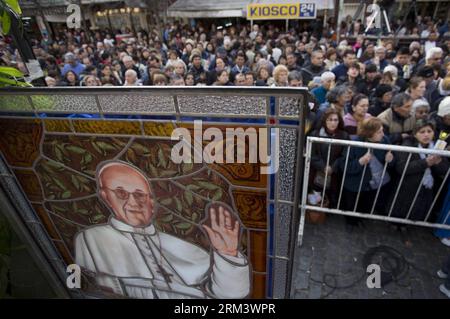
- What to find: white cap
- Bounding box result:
[383,65,398,78]
[321,71,335,82]
[412,99,430,111]
[438,96,450,117]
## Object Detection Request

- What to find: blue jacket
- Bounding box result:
[331,64,348,80]
[61,62,86,77]
[340,136,393,192]
[311,86,327,105]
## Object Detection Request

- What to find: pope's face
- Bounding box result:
[100,164,154,227]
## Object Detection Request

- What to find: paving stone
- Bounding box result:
[293,215,449,299]
[295,271,310,290]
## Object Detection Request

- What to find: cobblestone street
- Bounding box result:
[293,214,450,299]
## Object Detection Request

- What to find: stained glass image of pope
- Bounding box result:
[74,160,251,298]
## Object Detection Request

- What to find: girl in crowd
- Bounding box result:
[341,118,394,226]
[310,108,349,207]
[185,73,195,86]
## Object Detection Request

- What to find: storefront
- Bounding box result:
[167,0,334,29]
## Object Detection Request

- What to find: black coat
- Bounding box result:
[369,99,390,117]
[390,138,449,221]
[336,76,368,95]
[310,129,349,173]
[431,112,450,147]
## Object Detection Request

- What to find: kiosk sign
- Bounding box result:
[247,3,316,20]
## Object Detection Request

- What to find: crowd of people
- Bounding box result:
[1,16,450,296]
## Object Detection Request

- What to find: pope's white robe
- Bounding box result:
[74,217,250,299]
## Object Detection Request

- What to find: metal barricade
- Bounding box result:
[298,137,450,246]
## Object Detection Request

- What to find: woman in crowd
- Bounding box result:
[316,85,351,122]
[255,66,270,86]
[84,75,102,86]
[310,108,349,207]
[406,76,427,103]
[324,48,339,71]
[152,73,168,86]
[336,62,367,95]
[213,69,233,86]
[391,120,449,221]
[271,65,289,87]
[278,55,288,67]
[207,57,226,85]
[111,60,124,81]
[61,70,79,86]
[173,60,187,78]
[344,94,372,139]
[165,49,183,68]
[100,64,122,86]
[412,99,431,120]
[369,84,393,117]
[341,118,394,226]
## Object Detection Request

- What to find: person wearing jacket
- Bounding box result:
[336,62,368,95]
[340,118,395,226]
[390,120,449,221]
[344,94,372,139]
[377,93,417,145]
[310,108,349,207]
[369,84,393,117]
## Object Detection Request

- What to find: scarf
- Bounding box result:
[368,153,391,190]
[319,127,330,137]
[419,142,435,189]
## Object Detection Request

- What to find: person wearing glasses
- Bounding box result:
[75,161,250,299]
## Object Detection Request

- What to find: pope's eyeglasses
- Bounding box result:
[102,187,150,204]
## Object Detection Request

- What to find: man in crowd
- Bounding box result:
[301,50,326,87]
